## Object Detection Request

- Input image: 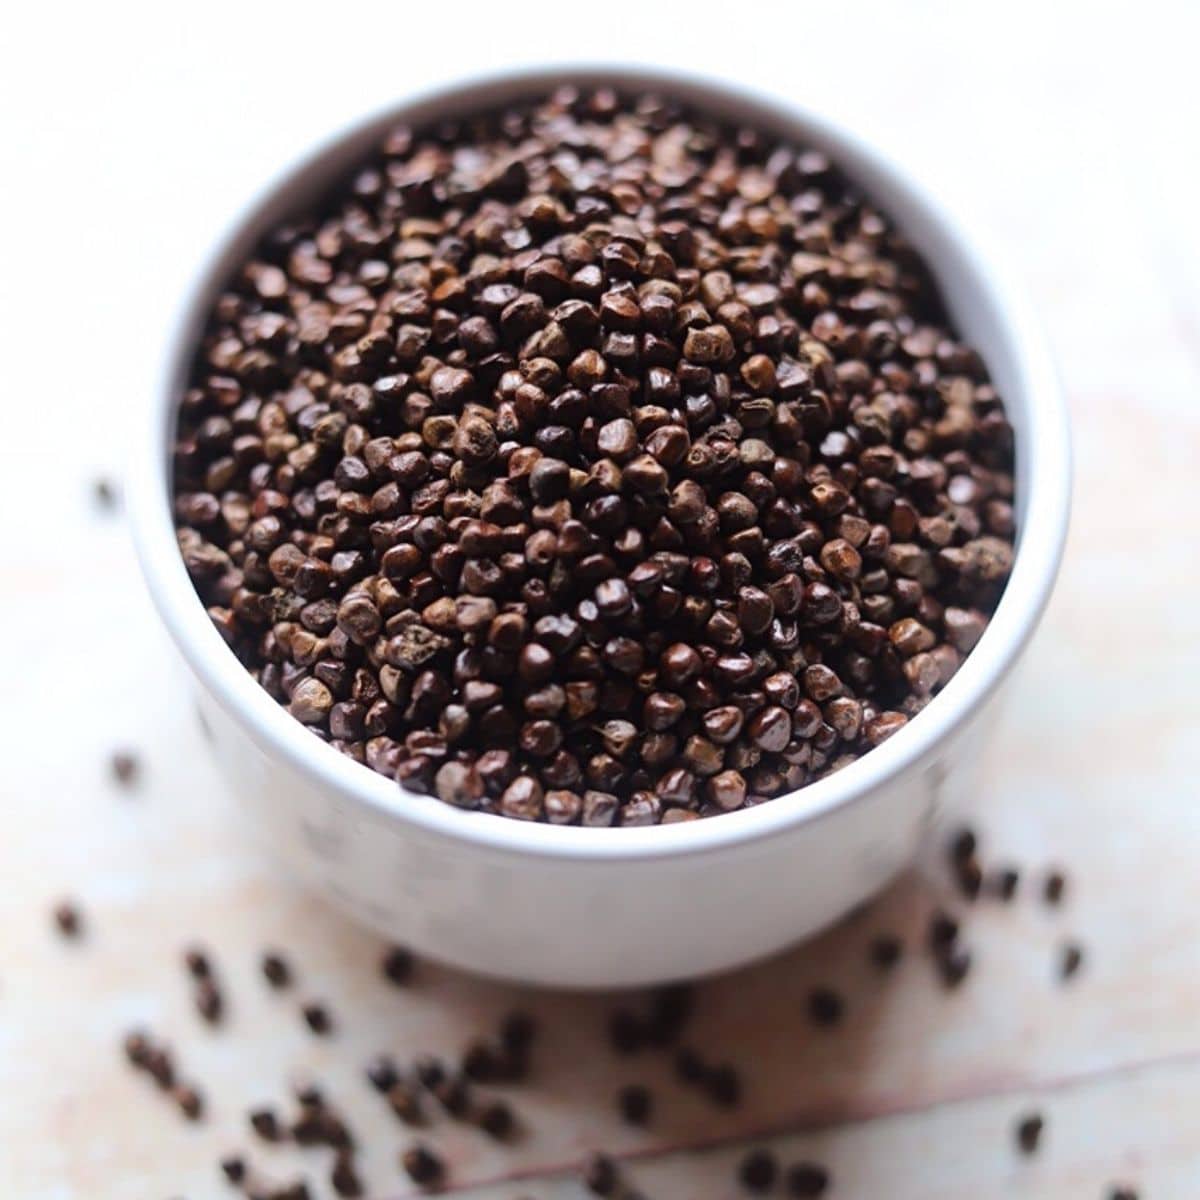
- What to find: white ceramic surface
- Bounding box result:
[129,66,1070,988]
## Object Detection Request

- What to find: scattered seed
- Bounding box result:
[330,1152,362,1198]
[196,979,223,1025]
[260,951,291,989]
[807,987,844,1027]
[220,1155,246,1184]
[1059,941,1085,981]
[937,946,972,988]
[869,934,903,969]
[1107,1187,1139,1200]
[617,1084,652,1126]
[1016,1112,1044,1155]
[53,901,83,940]
[184,946,211,979]
[477,1100,515,1140]
[738,1148,778,1192]
[386,1080,423,1125]
[110,750,140,788]
[992,867,1020,901]
[609,1009,645,1054]
[785,1161,831,1196]
[381,945,414,986]
[928,911,959,950]
[950,828,977,862]
[1044,870,1067,906]
[706,1063,742,1107]
[249,1107,283,1142]
[173,1083,205,1121]
[400,1143,443,1188]
[301,1002,332,1036]
[500,1010,536,1054]
[583,1152,619,1196]
[674,1047,706,1085]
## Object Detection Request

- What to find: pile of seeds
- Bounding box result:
[172,86,1016,822]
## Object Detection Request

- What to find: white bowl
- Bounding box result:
[130,67,1070,988]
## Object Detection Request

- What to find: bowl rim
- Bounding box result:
[130,63,1071,863]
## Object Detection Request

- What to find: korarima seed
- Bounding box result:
[172,87,1016,822]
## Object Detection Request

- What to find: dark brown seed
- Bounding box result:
[706,1063,742,1107]
[478,1100,515,1139]
[807,987,844,1027]
[401,1143,444,1187]
[617,1083,652,1126]
[500,1010,536,1054]
[1059,941,1084,981]
[1016,1112,1044,1155]
[302,1002,332,1035]
[249,1107,283,1141]
[386,1079,423,1124]
[366,1054,398,1093]
[1107,1187,1139,1200]
[738,1149,778,1192]
[382,945,414,985]
[583,1152,619,1196]
[184,946,211,979]
[609,1009,645,1054]
[173,1083,204,1120]
[53,901,82,939]
[992,867,1020,901]
[938,945,972,988]
[111,750,139,787]
[785,1162,830,1196]
[928,911,959,950]
[196,979,223,1025]
[220,1156,246,1184]
[1044,869,1067,905]
[869,934,903,969]
[261,951,291,988]
[330,1152,362,1198]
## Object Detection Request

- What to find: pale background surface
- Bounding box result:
[2,2,1199,1196]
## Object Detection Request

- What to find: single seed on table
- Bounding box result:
[184,946,211,979]
[706,1063,741,1107]
[928,911,959,950]
[260,951,291,989]
[937,946,972,988]
[477,1100,515,1139]
[785,1162,831,1196]
[675,1047,706,1084]
[869,934,903,969]
[173,1083,204,1120]
[220,1155,246,1184]
[1107,1187,1139,1200]
[1044,869,1067,905]
[500,1010,536,1054]
[1015,1111,1044,1155]
[807,987,844,1027]
[738,1148,778,1192]
[53,901,83,939]
[400,1143,443,1187]
[992,867,1020,901]
[583,1152,619,1196]
[196,979,223,1025]
[330,1151,362,1198]
[110,750,140,787]
[381,945,414,985]
[617,1083,652,1126]
[249,1107,283,1142]
[1059,941,1085,981]
[301,1002,332,1035]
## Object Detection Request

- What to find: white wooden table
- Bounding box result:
[3,3,1199,1196]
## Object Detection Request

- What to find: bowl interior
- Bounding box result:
[138,67,1070,860]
